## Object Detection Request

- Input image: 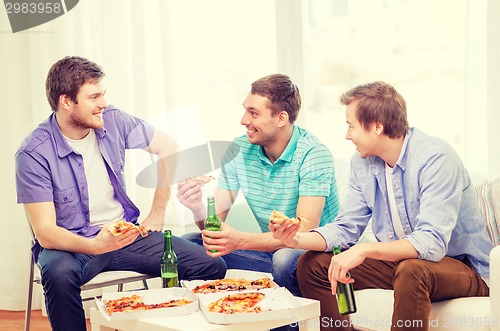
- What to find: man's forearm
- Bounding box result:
[292,231,328,251]
[149,186,170,218]
[238,232,288,251]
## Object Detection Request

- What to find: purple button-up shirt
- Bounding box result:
[15,105,154,261]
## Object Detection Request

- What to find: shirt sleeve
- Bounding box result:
[218,140,241,191]
[403,152,464,262]
[313,154,373,251]
[15,150,54,203]
[112,108,154,150]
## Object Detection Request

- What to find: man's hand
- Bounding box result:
[177,180,204,214]
[92,223,140,254]
[268,220,301,248]
[327,244,365,295]
[201,223,242,257]
[140,213,164,232]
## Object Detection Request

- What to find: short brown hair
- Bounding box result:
[251,74,301,124]
[339,81,408,138]
[45,56,105,112]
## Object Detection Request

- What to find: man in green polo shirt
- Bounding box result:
[177,73,340,298]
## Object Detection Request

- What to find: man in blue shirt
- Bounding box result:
[177,74,340,298]
[270,81,492,330]
[15,56,226,331]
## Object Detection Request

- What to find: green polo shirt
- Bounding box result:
[219,125,340,232]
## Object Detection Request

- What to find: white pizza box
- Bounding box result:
[198,287,300,324]
[95,287,198,321]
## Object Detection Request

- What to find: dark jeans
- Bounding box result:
[182,232,305,297]
[297,251,489,331]
[37,232,226,331]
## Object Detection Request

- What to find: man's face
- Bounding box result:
[68,80,107,130]
[345,100,378,158]
[240,93,280,147]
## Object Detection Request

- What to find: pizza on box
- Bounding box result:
[208,292,265,314]
[192,277,274,294]
[109,220,148,237]
[103,294,192,315]
[269,210,308,225]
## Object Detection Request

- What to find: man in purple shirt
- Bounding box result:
[15,56,226,331]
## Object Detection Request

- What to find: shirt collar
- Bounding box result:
[370,127,413,175]
[50,113,73,158]
[395,127,414,172]
[257,125,300,164]
[50,113,107,158]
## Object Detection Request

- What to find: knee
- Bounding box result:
[297,251,329,283]
[272,248,303,274]
[393,259,428,292]
[180,232,202,245]
[212,257,228,279]
[39,252,81,287]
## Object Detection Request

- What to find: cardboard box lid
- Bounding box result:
[95,287,199,321]
[198,287,301,325]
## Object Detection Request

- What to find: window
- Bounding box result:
[300,0,488,173]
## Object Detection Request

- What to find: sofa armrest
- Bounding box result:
[490,245,500,330]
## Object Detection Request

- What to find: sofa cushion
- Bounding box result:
[475,178,500,246]
[352,289,490,331]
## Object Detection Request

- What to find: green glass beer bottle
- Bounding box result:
[333,245,357,315]
[204,196,221,252]
[161,230,179,288]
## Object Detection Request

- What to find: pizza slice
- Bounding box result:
[109,220,148,237]
[208,292,265,314]
[103,294,192,314]
[186,175,216,186]
[269,210,307,225]
[192,277,274,294]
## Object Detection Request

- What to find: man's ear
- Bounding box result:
[276,111,289,128]
[58,94,72,111]
[373,121,384,135]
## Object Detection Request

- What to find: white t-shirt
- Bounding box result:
[385,163,405,239]
[65,129,124,227]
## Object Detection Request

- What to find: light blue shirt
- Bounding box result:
[219,126,340,232]
[315,128,493,278]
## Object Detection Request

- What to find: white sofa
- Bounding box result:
[347,173,500,331]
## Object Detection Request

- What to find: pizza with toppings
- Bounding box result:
[269,210,307,225]
[186,175,216,186]
[103,294,192,315]
[192,278,274,294]
[109,220,148,237]
[208,292,265,314]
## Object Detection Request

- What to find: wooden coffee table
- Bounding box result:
[90,296,320,331]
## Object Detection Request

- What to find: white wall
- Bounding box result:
[1,0,499,311]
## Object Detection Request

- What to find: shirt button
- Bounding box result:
[63,197,68,202]
[389,234,394,239]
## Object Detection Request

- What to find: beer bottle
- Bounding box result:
[204,196,221,252]
[161,230,179,288]
[333,245,357,315]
